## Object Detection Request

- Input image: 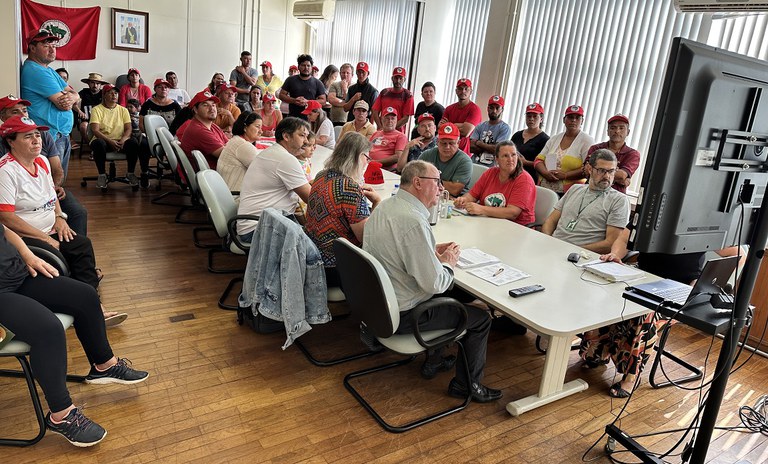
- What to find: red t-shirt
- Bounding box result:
[469,167,537,225]
[372,88,414,134]
[179,118,228,169]
[443,101,482,154]
[369,130,407,171]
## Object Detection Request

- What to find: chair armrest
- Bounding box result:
[227,214,259,252]
[27,244,70,276]
[230,191,240,196]
[409,297,468,350]
[622,250,640,264]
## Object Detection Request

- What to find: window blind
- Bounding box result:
[440,0,491,105]
[707,13,768,61]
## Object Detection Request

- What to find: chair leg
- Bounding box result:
[0,355,45,446]
[343,341,472,433]
[648,324,703,389]
[192,226,220,249]
[151,189,191,206]
[175,204,209,225]
[208,248,246,274]
[219,277,243,310]
[294,336,379,367]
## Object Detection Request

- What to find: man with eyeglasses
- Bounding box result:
[363,160,501,403]
[541,149,629,254]
[584,114,640,193]
[417,122,472,196]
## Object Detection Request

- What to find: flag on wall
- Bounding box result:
[21,0,100,60]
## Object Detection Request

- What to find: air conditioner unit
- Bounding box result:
[293,0,336,21]
[674,0,768,12]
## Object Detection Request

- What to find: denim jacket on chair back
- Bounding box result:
[239,208,330,349]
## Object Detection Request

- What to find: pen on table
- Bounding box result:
[492,268,504,277]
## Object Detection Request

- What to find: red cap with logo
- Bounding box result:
[488,95,505,107]
[102,84,117,94]
[289,65,298,71]
[301,100,323,115]
[564,105,584,117]
[312,66,319,73]
[260,61,272,69]
[356,62,369,73]
[189,90,220,107]
[363,161,384,185]
[525,102,544,114]
[0,115,49,136]
[262,93,277,102]
[217,83,238,94]
[153,79,171,89]
[381,106,398,118]
[456,78,472,88]
[127,68,141,76]
[0,95,31,111]
[607,113,630,125]
[417,113,435,124]
[437,122,460,140]
[392,67,406,78]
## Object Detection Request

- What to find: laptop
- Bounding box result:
[629,255,738,308]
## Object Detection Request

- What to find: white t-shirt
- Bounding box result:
[236,142,308,235]
[317,117,335,149]
[0,154,57,233]
[168,88,191,107]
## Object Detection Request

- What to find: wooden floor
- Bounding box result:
[2,156,768,463]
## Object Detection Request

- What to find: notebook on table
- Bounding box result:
[629,255,738,308]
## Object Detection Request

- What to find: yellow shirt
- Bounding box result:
[89,104,130,142]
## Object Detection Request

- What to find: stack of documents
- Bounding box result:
[457,248,530,285]
[577,259,644,282]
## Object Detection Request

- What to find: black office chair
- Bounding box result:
[333,238,472,433]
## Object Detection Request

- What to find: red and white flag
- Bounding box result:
[21,0,100,61]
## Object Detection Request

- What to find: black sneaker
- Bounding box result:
[359,324,384,352]
[45,407,106,447]
[140,172,149,189]
[85,358,149,385]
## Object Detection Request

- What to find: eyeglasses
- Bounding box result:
[418,176,443,186]
[361,152,371,162]
[593,168,617,176]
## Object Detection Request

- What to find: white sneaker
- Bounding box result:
[96,174,108,189]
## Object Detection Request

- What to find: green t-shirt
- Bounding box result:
[418,147,473,195]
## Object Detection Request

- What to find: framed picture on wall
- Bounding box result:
[111,8,149,53]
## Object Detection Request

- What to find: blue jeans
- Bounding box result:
[53,132,71,182]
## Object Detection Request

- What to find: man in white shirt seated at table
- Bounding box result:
[236,117,311,243]
[363,160,501,403]
[541,149,629,253]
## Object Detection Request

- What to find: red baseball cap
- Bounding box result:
[0,115,48,137]
[488,95,505,107]
[417,113,435,124]
[381,106,398,118]
[356,62,369,73]
[189,90,220,107]
[217,83,237,94]
[0,95,31,111]
[607,113,630,125]
[565,105,584,117]
[27,31,60,44]
[127,68,141,76]
[437,122,460,140]
[102,84,118,94]
[262,93,276,102]
[392,67,406,78]
[289,65,298,71]
[525,102,544,114]
[260,61,272,69]
[456,78,472,88]
[153,79,171,89]
[312,66,319,73]
[301,100,323,115]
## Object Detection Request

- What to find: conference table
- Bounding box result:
[309,146,659,416]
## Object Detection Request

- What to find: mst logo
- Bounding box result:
[40,20,71,47]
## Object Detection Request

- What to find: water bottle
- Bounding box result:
[391,183,399,197]
[428,202,440,226]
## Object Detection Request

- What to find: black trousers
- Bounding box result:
[0,275,113,412]
[90,137,148,174]
[23,235,99,290]
[396,287,491,387]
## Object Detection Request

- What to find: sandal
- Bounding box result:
[609,377,640,398]
[96,268,104,283]
[103,311,128,327]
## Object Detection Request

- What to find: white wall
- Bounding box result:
[0,0,307,97]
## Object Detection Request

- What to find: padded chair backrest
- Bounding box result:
[157,127,179,173]
[114,74,145,90]
[333,125,342,142]
[172,141,199,194]
[197,170,237,238]
[533,186,559,226]
[333,238,400,338]
[469,163,488,190]
[143,115,168,159]
[192,150,209,172]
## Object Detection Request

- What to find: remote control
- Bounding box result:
[508,284,545,298]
